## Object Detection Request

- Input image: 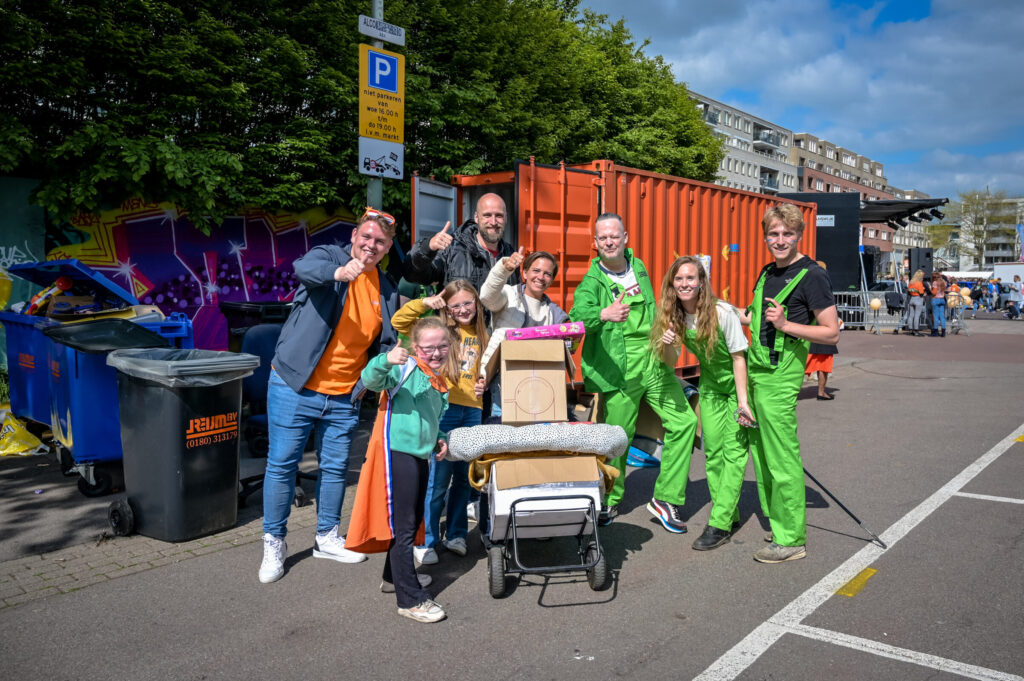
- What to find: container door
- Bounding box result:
[513,160,602,314]
[411,176,458,244]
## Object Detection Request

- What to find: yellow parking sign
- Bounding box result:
[359,44,405,144]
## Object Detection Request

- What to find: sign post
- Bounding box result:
[361,0,405,210]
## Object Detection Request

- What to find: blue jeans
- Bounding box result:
[422,404,481,548]
[931,298,946,330]
[263,369,361,538]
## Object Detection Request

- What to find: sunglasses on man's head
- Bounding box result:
[362,207,395,227]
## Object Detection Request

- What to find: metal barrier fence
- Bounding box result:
[835,290,905,335]
[834,289,972,336]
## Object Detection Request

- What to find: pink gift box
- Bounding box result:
[506,322,585,342]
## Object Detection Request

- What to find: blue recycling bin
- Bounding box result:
[0,311,58,427]
[47,314,194,465]
[1,259,194,495]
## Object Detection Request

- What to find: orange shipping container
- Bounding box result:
[412,158,817,378]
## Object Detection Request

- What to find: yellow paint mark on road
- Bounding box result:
[1015,435,1024,442]
[836,567,878,597]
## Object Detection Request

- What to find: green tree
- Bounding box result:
[0,0,722,227]
[939,190,1021,268]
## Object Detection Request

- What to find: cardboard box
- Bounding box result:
[487,456,602,541]
[485,339,575,425]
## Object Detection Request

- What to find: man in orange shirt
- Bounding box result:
[259,210,401,584]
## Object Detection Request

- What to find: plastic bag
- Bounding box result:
[0,412,48,456]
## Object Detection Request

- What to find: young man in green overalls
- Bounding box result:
[736,204,840,563]
[571,213,699,533]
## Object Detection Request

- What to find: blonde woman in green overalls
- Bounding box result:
[736,205,840,564]
[651,256,757,551]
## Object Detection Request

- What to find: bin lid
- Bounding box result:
[107,348,260,387]
[43,318,169,353]
[7,259,139,305]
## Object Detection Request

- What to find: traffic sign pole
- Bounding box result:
[366,0,384,210]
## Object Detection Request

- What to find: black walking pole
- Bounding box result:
[804,467,888,549]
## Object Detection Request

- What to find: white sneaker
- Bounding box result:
[259,534,287,583]
[380,573,432,593]
[442,537,467,556]
[313,526,367,564]
[397,599,446,623]
[413,546,438,565]
[466,501,479,523]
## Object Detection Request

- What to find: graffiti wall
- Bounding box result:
[45,199,359,349]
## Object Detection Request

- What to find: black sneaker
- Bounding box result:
[647,498,687,533]
[692,525,732,551]
[598,505,618,526]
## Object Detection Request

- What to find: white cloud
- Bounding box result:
[580,0,1024,199]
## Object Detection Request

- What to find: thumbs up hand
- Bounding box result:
[428,222,453,252]
[600,290,630,323]
[504,246,526,272]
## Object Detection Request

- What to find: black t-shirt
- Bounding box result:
[754,255,835,350]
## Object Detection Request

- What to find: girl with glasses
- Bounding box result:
[355,317,455,622]
[391,279,489,565]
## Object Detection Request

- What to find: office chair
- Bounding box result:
[237,323,315,508]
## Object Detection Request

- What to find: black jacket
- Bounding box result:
[405,219,521,291]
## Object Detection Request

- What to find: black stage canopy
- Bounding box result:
[859,197,948,225]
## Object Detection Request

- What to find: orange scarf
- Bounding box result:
[345,357,446,554]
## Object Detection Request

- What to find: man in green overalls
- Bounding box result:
[571,213,699,532]
[737,204,840,563]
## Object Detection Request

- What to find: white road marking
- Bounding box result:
[954,491,1024,505]
[694,422,1024,681]
[787,624,1024,681]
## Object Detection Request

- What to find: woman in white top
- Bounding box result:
[478,249,569,376]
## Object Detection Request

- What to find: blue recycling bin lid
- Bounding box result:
[7,259,139,305]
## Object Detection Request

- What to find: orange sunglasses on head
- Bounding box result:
[361,207,396,227]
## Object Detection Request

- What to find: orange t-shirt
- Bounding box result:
[304,269,383,395]
[908,281,925,297]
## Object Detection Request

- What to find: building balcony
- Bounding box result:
[704,111,719,125]
[753,130,781,149]
[760,176,779,192]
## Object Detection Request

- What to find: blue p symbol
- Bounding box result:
[368,51,398,93]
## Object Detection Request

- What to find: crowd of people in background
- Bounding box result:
[253,197,844,623]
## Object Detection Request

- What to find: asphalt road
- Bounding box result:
[1,320,1022,681]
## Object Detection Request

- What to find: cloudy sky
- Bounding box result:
[579,0,1024,201]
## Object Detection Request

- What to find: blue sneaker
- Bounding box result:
[647,498,687,533]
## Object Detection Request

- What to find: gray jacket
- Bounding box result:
[272,244,399,400]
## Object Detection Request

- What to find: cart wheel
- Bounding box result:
[586,543,609,591]
[76,464,124,498]
[58,447,77,477]
[487,545,507,598]
[293,486,309,508]
[78,472,113,498]
[108,499,135,537]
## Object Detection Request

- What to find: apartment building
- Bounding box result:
[690,92,798,195]
[790,133,903,274]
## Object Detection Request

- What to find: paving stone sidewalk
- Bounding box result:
[0,497,321,610]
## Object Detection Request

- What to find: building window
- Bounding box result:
[744,119,752,133]
[808,140,818,153]
[722,112,731,126]
[826,147,835,159]
[842,153,855,166]
[815,179,824,191]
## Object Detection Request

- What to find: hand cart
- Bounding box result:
[482,489,609,598]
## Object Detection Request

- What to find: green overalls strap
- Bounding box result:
[682,326,749,531]
[747,267,809,370]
